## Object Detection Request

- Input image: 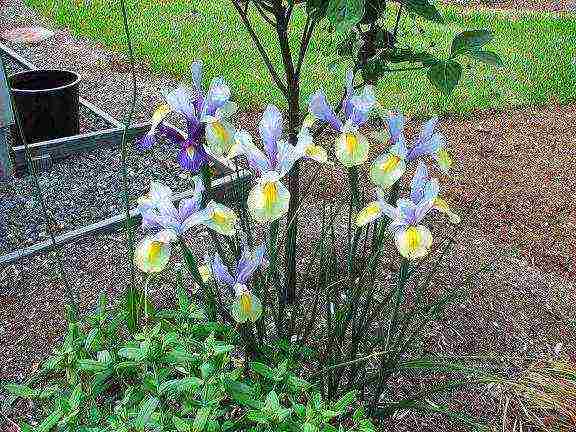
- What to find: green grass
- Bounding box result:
[26,0,576,116]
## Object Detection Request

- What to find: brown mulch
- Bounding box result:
[302,104,576,282]
[442,0,576,12]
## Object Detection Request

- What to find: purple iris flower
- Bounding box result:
[137,61,237,173]
[211,243,266,323]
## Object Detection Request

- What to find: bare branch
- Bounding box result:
[230,0,289,97]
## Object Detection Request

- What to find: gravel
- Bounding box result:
[1,0,575,430]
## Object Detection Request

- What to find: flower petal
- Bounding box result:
[232,292,263,323]
[434,197,461,224]
[201,77,231,118]
[157,122,186,147]
[356,201,384,227]
[370,152,406,188]
[408,132,445,161]
[434,148,453,173]
[394,225,433,260]
[204,201,238,236]
[309,90,343,132]
[178,176,205,220]
[177,143,209,172]
[350,85,376,126]
[164,86,196,120]
[136,133,156,150]
[231,130,271,174]
[212,253,235,287]
[335,131,370,167]
[236,243,266,284]
[190,61,203,94]
[259,104,283,165]
[387,111,405,144]
[205,119,235,156]
[247,178,290,224]
[410,161,429,203]
[134,235,171,273]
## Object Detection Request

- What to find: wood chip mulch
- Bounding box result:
[442,0,576,12]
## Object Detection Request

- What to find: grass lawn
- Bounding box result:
[26,0,576,116]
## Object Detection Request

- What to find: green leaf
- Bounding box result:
[3,384,39,399]
[287,375,312,392]
[223,379,262,409]
[451,30,493,57]
[36,405,62,432]
[118,347,144,361]
[159,377,203,395]
[84,328,101,352]
[173,416,192,432]
[265,390,280,410]
[134,396,159,430]
[427,60,462,95]
[192,407,211,432]
[466,50,504,67]
[246,410,269,424]
[405,0,443,23]
[77,359,109,373]
[250,362,279,381]
[303,423,319,432]
[333,390,357,412]
[327,0,366,33]
[307,0,330,19]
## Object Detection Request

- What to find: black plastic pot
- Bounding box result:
[9,69,80,144]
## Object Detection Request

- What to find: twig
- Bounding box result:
[230,0,289,97]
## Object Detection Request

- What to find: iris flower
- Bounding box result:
[356,169,443,260]
[370,112,453,189]
[308,70,376,167]
[134,178,238,273]
[212,244,266,323]
[411,161,461,224]
[231,104,327,224]
[137,61,237,172]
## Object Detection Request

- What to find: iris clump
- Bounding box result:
[134,65,462,323]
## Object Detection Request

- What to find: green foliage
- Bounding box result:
[3,293,374,432]
[328,0,502,95]
[25,0,576,115]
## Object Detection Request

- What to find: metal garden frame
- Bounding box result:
[0,41,251,267]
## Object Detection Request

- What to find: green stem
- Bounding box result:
[179,238,216,320]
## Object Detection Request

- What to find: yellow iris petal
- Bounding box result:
[380,154,400,173]
[134,237,171,273]
[263,182,278,209]
[395,225,433,260]
[240,293,253,315]
[434,197,461,224]
[304,145,328,164]
[231,293,263,323]
[335,132,369,167]
[345,133,358,155]
[205,203,237,236]
[436,149,453,172]
[212,122,230,143]
[152,104,170,124]
[356,202,382,227]
[247,180,290,224]
[370,153,406,188]
[206,120,235,156]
